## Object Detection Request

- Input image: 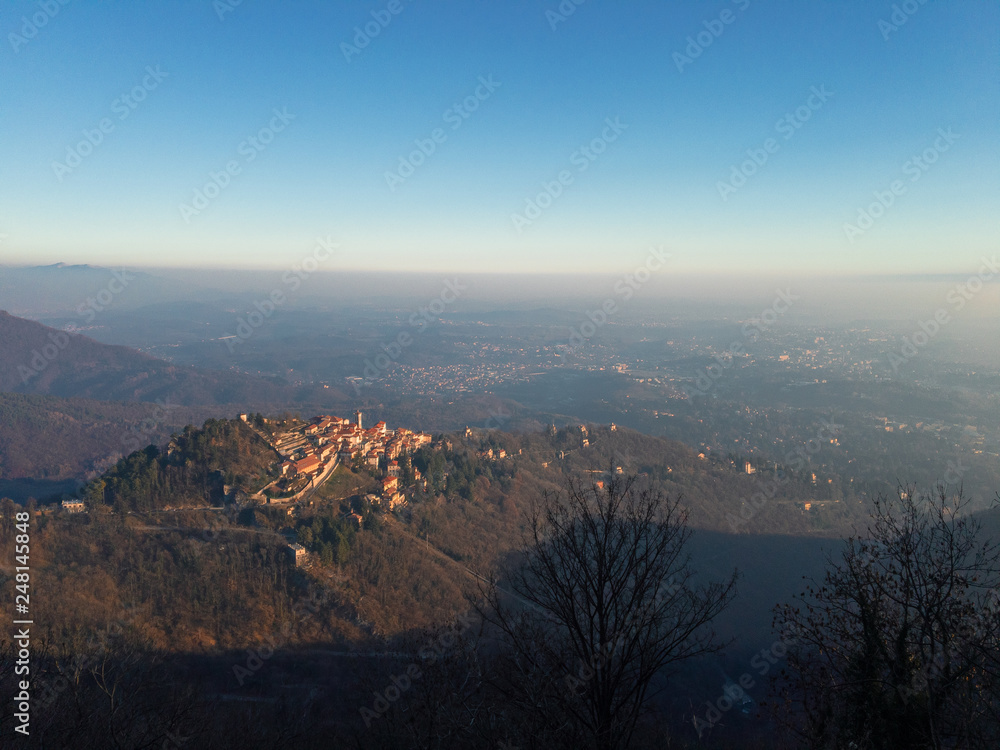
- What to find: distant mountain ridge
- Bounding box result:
[0,310,346,408]
[0,262,211,317]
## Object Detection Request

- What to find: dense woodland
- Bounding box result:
[0,392,204,482]
[82,418,279,512]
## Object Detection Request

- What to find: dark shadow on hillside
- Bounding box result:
[0,477,80,503]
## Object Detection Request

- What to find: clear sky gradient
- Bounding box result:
[1,0,997,275]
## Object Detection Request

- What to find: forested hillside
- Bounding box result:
[7,416,857,647]
[0,310,348,408]
[0,392,204,482]
[0,416,993,747]
[87,418,280,511]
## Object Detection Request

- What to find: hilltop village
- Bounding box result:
[254,411,433,507]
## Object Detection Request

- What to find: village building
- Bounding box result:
[383,491,405,511]
[293,455,322,476]
[287,543,307,566]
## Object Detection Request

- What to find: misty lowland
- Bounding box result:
[2,3,999,749]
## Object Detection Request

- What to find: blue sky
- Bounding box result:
[1,0,997,274]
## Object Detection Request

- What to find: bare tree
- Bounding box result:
[773,487,1000,749]
[477,472,738,750]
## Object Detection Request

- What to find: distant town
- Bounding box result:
[253,411,433,508]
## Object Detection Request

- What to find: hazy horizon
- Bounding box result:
[1,261,998,329]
